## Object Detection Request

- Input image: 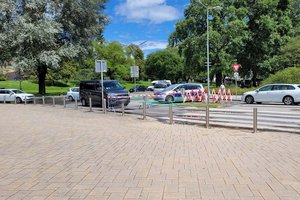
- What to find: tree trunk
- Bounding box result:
[38,65,47,95]
[252,72,257,87]
[215,73,223,87]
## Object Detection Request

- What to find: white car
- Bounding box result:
[0,88,34,103]
[66,87,79,101]
[241,84,300,105]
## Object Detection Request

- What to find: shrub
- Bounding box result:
[0,72,6,81]
[262,67,300,85]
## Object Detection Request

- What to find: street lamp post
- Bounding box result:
[198,0,222,104]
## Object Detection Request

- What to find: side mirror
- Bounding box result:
[255,89,259,93]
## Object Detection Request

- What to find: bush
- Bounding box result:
[0,72,6,81]
[262,67,300,85]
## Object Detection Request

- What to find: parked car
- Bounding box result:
[147,80,171,91]
[0,88,34,103]
[241,84,300,105]
[67,87,79,101]
[129,85,147,93]
[153,83,204,103]
[153,83,169,93]
[79,80,130,107]
[198,77,208,83]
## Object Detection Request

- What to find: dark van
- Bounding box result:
[79,80,130,107]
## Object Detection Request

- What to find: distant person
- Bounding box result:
[220,83,225,95]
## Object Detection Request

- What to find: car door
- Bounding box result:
[269,85,293,103]
[254,85,273,102]
[0,90,5,101]
[173,85,185,102]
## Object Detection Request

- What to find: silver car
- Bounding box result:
[241,84,300,105]
[67,87,79,101]
[153,83,204,103]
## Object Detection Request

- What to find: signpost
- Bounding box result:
[232,64,241,99]
[130,66,139,92]
[95,60,107,110]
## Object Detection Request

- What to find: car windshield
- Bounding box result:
[161,84,179,92]
[11,89,24,94]
[103,81,124,91]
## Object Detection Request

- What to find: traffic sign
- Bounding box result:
[95,60,107,73]
[232,63,241,72]
[130,66,139,78]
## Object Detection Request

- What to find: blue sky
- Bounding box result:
[103,0,190,56]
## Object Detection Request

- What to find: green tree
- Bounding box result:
[170,0,249,86]
[145,48,183,83]
[236,0,299,84]
[170,0,299,86]
[0,0,108,94]
[92,41,132,81]
[126,44,145,80]
[262,36,300,72]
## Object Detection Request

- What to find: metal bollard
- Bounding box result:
[253,108,258,133]
[142,101,147,120]
[34,97,36,105]
[3,96,6,104]
[24,96,27,105]
[206,106,210,128]
[14,96,17,104]
[52,97,55,106]
[75,98,78,110]
[121,102,125,116]
[42,96,45,105]
[169,104,173,124]
[63,96,66,108]
[89,97,92,112]
[103,99,107,114]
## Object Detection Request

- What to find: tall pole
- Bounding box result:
[206,7,210,104]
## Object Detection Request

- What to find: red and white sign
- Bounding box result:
[231,64,241,72]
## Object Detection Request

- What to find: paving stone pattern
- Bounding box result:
[0,104,300,200]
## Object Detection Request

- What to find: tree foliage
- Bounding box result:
[0,0,108,94]
[262,67,300,85]
[145,48,183,83]
[262,36,300,72]
[170,0,299,86]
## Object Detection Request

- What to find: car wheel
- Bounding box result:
[165,95,174,103]
[68,96,74,101]
[16,97,22,104]
[81,98,88,106]
[245,95,254,104]
[283,96,294,105]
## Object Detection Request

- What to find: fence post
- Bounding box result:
[121,102,125,116]
[52,97,55,106]
[169,104,173,124]
[63,96,66,108]
[253,108,258,133]
[206,106,210,128]
[143,101,146,120]
[75,98,78,110]
[103,98,107,114]
[89,97,92,112]
[42,96,45,105]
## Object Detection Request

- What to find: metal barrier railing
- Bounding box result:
[2,94,299,133]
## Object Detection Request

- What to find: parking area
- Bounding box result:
[0,104,300,199]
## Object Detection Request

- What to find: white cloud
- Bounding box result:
[115,0,180,24]
[134,40,168,50]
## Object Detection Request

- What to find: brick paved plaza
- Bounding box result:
[0,104,300,200]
